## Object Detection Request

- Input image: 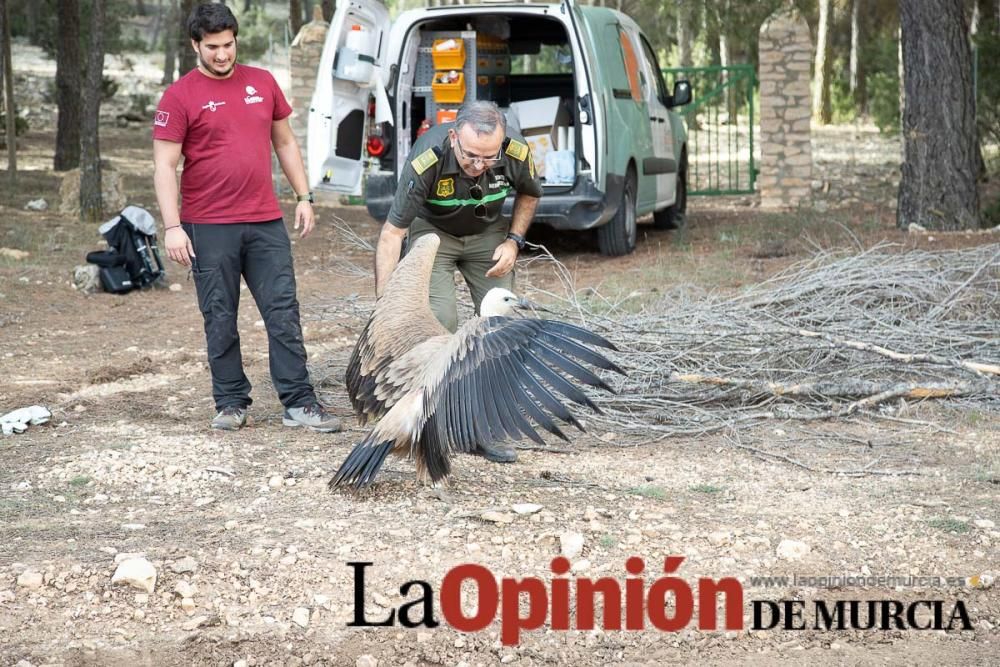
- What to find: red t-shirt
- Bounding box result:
[153,65,292,223]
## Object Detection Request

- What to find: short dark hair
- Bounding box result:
[187,3,239,42]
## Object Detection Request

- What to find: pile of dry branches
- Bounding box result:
[524,243,1000,439]
[309,235,998,470]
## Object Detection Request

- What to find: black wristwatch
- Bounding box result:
[506,232,526,250]
[296,192,314,203]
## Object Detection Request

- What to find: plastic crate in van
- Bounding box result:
[432,71,466,104]
[431,38,466,70]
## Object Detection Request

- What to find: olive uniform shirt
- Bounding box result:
[386,123,543,237]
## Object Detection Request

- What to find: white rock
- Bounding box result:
[168,283,182,292]
[111,558,157,593]
[234,661,248,667]
[170,556,198,574]
[974,519,995,529]
[560,532,585,559]
[25,198,48,211]
[776,539,811,561]
[907,222,927,233]
[571,559,591,572]
[293,606,311,628]
[181,597,197,613]
[17,570,44,590]
[268,475,283,489]
[511,503,543,515]
[174,580,196,599]
[356,656,378,667]
[481,511,514,524]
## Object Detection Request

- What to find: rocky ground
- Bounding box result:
[2,42,999,667]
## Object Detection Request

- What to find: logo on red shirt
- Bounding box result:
[244,85,264,105]
[202,100,226,112]
[154,110,170,127]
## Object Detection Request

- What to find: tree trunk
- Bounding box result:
[290,0,303,35]
[80,0,106,223]
[897,0,980,230]
[676,2,691,68]
[849,0,866,110]
[178,0,197,77]
[54,0,82,171]
[1,0,15,186]
[321,0,333,22]
[162,0,177,84]
[812,0,833,124]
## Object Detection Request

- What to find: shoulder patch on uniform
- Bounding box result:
[411,148,439,175]
[505,138,529,161]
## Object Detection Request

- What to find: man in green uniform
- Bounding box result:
[373,100,542,463]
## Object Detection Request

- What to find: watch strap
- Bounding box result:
[296,192,314,203]
[506,232,526,250]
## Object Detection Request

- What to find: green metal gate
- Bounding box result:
[662,64,757,195]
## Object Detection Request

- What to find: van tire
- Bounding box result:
[653,150,687,230]
[597,170,637,256]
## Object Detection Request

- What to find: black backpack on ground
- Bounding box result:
[87,206,166,293]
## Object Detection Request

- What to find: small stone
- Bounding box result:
[279,554,297,566]
[907,222,927,233]
[511,503,543,515]
[181,614,213,631]
[708,531,731,547]
[111,558,157,593]
[571,559,591,572]
[25,198,48,211]
[268,476,283,489]
[174,580,196,599]
[356,657,378,667]
[168,283,182,292]
[225,520,239,530]
[234,661,248,667]
[121,523,146,531]
[170,557,198,574]
[293,607,310,628]
[17,570,44,590]
[501,654,517,663]
[560,532,585,559]
[481,511,514,524]
[776,539,810,561]
[416,631,432,643]
[194,497,215,507]
[973,519,995,529]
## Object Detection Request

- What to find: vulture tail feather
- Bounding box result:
[418,413,452,482]
[330,436,394,489]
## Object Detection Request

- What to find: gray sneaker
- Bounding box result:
[283,403,341,432]
[211,406,248,431]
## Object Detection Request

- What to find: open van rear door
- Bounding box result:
[307,0,391,195]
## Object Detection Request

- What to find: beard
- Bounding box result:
[198,50,236,78]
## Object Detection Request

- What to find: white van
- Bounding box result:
[307,0,691,256]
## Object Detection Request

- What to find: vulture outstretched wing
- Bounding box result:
[332,314,624,489]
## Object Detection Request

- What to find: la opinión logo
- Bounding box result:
[347,556,973,645]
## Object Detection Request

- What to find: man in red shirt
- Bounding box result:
[153,3,339,432]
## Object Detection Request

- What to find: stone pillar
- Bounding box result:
[289,6,329,165]
[757,6,813,210]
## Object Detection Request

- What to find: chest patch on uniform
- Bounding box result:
[411,148,439,175]
[435,178,454,198]
[505,139,529,161]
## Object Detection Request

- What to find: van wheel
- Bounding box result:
[653,150,687,230]
[597,171,637,256]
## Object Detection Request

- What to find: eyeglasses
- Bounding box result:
[454,136,502,167]
[469,183,487,218]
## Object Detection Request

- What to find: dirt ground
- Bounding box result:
[2,101,999,665]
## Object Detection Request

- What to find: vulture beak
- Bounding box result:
[517,297,552,315]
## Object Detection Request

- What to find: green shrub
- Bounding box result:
[868,71,900,135]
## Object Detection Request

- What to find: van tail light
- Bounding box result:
[367,135,387,157]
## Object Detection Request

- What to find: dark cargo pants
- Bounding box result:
[183,220,317,411]
[407,217,514,332]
